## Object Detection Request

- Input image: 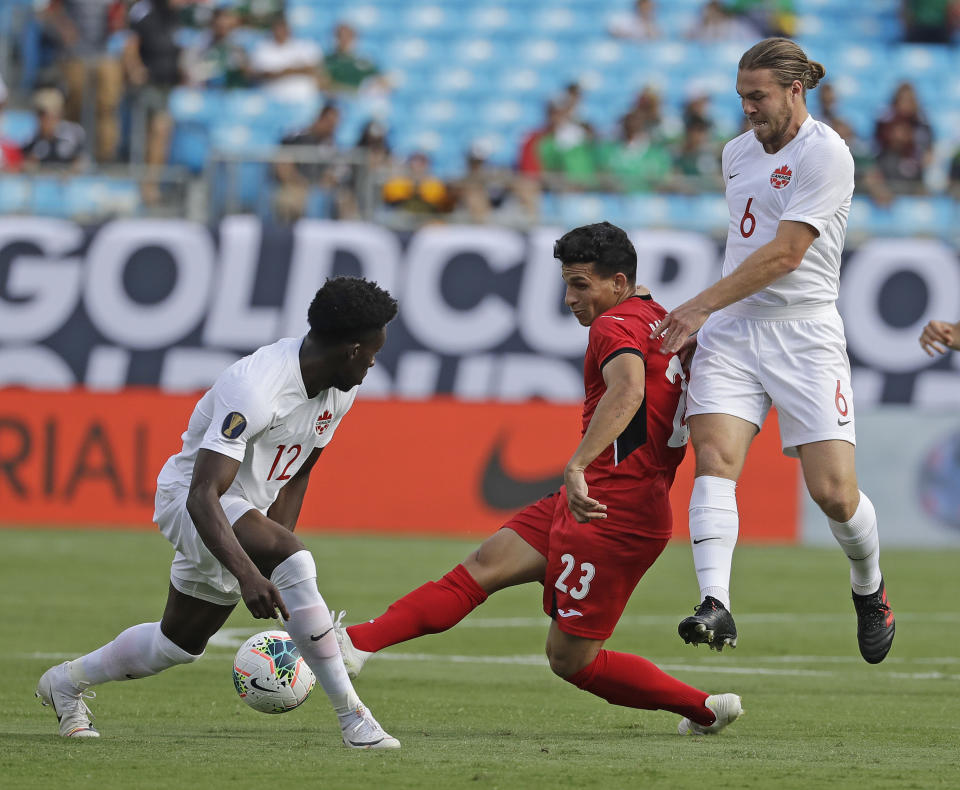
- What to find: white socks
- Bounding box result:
[69,621,200,687]
[828,491,882,596]
[689,475,739,610]
[271,550,361,723]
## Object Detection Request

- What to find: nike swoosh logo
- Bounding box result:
[729,173,740,179]
[693,537,720,544]
[248,676,273,692]
[310,628,333,641]
[838,419,851,426]
[269,424,285,431]
[481,435,564,511]
[557,608,583,618]
[600,315,626,321]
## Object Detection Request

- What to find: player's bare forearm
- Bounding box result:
[267,446,321,530]
[186,450,261,584]
[568,354,646,472]
[653,220,815,353]
[267,476,309,530]
[565,355,645,521]
[568,381,644,472]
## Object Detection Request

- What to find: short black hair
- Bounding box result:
[307,276,398,343]
[553,222,637,283]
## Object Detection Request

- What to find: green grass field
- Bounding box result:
[3,528,959,790]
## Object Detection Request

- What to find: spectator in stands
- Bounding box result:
[608,0,660,41]
[873,81,933,193]
[670,117,721,192]
[687,1,761,41]
[382,152,452,216]
[123,0,184,203]
[518,101,560,179]
[0,73,24,172]
[816,81,840,128]
[600,110,671,193]
[182,6,249,89]
[537,102,601,189]
[451,140,539,224]
[832,118,893,206]
[36,0,124,162]
[324,23,387,93]
[681,88,714,132]
[336,119,394,219]
[901,0,960,44]
[726,0,797,37]
[234,0,285,30]
[21,87,87,172]
[249,13,323,104]
[273,103,345,222]
[628,85,665,136]
[949,148,960,197]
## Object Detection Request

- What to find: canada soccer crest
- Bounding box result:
[770,164,792,189]
[315,410,333,436]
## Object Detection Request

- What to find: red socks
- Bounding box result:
[567,650,715,726]
[347,564,489,653]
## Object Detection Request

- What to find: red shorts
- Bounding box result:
[503,490,669,640]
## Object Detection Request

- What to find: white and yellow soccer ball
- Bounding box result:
[232,630,316,714]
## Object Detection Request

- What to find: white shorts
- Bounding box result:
[154,485,259,606]
[686,309,856,457]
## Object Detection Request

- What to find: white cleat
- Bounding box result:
[332,610,372,680]
[341,704,400,750]
[677,693,743,736]
[36,662,100,738]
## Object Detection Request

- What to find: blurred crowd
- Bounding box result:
[0,0,959,226]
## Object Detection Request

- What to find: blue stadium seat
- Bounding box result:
[0,175,30,213]
[66,176,141,218]
[29,177,70,217]
[0,109,37,146]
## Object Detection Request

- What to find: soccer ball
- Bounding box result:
[232,630,316,714]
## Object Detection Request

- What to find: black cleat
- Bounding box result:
[852,578,895,664]
[678,596,738,651]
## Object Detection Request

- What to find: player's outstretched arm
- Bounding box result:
[565,353,646,523]
[187,449,290,620]
[919,319,960,356]
[267,447,323,530]
[652,220,816,354]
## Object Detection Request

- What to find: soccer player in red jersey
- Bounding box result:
[335,222,742,735]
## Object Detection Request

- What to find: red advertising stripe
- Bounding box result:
[0,390,798,541]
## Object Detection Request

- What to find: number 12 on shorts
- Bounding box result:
[555,553,595,600]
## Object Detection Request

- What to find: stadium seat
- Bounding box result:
[0,109,37,146]
[0,175,30,213]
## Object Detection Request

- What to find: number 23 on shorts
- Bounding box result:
[555,553,595,600]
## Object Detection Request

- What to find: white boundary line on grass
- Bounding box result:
[20,647,960,682]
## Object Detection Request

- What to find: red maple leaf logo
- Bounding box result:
[315,410,333,435]
[770,164,792,189]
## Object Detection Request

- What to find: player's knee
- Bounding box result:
[809,480,858,522]
[545,640,588,679]
[692,441,740,478]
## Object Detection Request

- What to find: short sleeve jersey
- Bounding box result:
[721,116,854,316]
[581,295,688,537]
[156,337,356,513]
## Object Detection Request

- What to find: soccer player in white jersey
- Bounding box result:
[36,277,403,747]
[653,38,896,664]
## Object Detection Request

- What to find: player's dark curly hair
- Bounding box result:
[307,276,398,342]
[553,222,637,283]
